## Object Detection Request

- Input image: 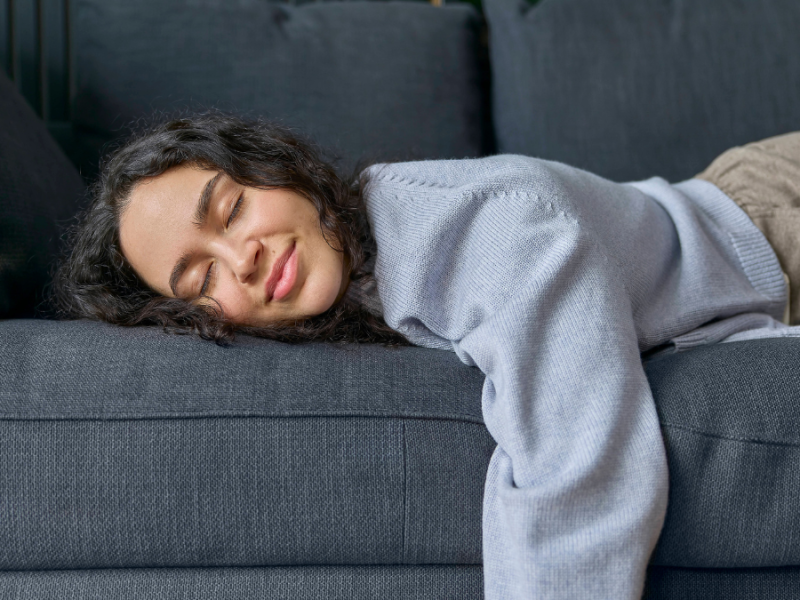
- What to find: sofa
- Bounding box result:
[2,0,800,598]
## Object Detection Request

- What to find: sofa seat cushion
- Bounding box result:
[643,565,800,600]
[4,320,800,570]
[0,319,492,569]
[645,337,800,568]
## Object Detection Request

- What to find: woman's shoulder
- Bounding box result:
[360,154,562,191]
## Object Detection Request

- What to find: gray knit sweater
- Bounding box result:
[361,155,788,600]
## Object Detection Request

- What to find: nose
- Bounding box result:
[219,238,262,285]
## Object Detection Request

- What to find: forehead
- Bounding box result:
[119,165,219,296]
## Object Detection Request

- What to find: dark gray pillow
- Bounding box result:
[0,71,86,318]
[71,0,491,178]
[485,0,800,183]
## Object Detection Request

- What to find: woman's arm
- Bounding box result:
[453,222,668,600]
[365,155,672,599]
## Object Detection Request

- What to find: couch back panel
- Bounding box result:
[486,0,800,183]
[67,0,491,178]
[1,0,492,180]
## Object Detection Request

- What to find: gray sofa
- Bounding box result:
[2,0,800,598]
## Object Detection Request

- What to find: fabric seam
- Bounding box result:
[401,420,409,563]
[661,421,800,449]
[0,412,487,424]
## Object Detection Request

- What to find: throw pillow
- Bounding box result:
[0,70,86,318]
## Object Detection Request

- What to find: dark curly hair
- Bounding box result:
[50,112,408,346]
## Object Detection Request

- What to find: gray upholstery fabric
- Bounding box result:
[0,319,493,569]
[0,71,85,318]
[0,566,484,600]
[484,0,800,183]
[4,319,800,573]
[644,338,800,568]
[2,564,800,600]
[70,0,491,179]
[1,320,485,422]
[643,566,800,600]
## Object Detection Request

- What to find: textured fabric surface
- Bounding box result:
[3,319,800,576]
[645,337,800,568]
[0,320,485,422]
[0,418,492,569]
[2,564,800,600]
[0,70,85,318]
[70,0,491,179]
[484,0,800,183]
[643,566,800,600]
[0,319,492,570]
[0,566,484,600]
[696,131,800,324]
[362,156,786,599]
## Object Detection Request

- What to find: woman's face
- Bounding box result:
[119,165,349,326]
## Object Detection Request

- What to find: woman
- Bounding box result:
[52,113,798,600]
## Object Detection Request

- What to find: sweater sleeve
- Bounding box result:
[365,156,670,600]
[453,222,668,600]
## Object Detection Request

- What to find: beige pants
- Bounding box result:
[696,132,800,325]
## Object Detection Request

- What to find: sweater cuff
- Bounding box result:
[677,178,788,322]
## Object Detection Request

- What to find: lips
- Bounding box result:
[265,242,297,302]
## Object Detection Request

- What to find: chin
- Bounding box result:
[299,302,336,321]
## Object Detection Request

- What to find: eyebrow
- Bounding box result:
[168,171,223,297]
[193,171,223,228]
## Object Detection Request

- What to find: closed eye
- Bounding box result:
[198,194,244,296]
[198,192,242,298]
[200,263,214,296]
[227,193,244,228]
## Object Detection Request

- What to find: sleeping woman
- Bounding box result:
[51,113,800,600]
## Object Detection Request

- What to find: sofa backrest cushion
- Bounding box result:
[485,0,800,183]
[0,71,86,318]
[70,0,492,179]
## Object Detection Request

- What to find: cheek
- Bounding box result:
[209,281,252,322]
[306,249,344,307]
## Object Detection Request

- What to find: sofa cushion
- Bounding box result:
[0,71,85,318]
[485,0,800,183]
[3,319,800,570]
[0,319,493,570]
[643,565,800,600]
[644,337,800,568]
[70,0,491,179]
